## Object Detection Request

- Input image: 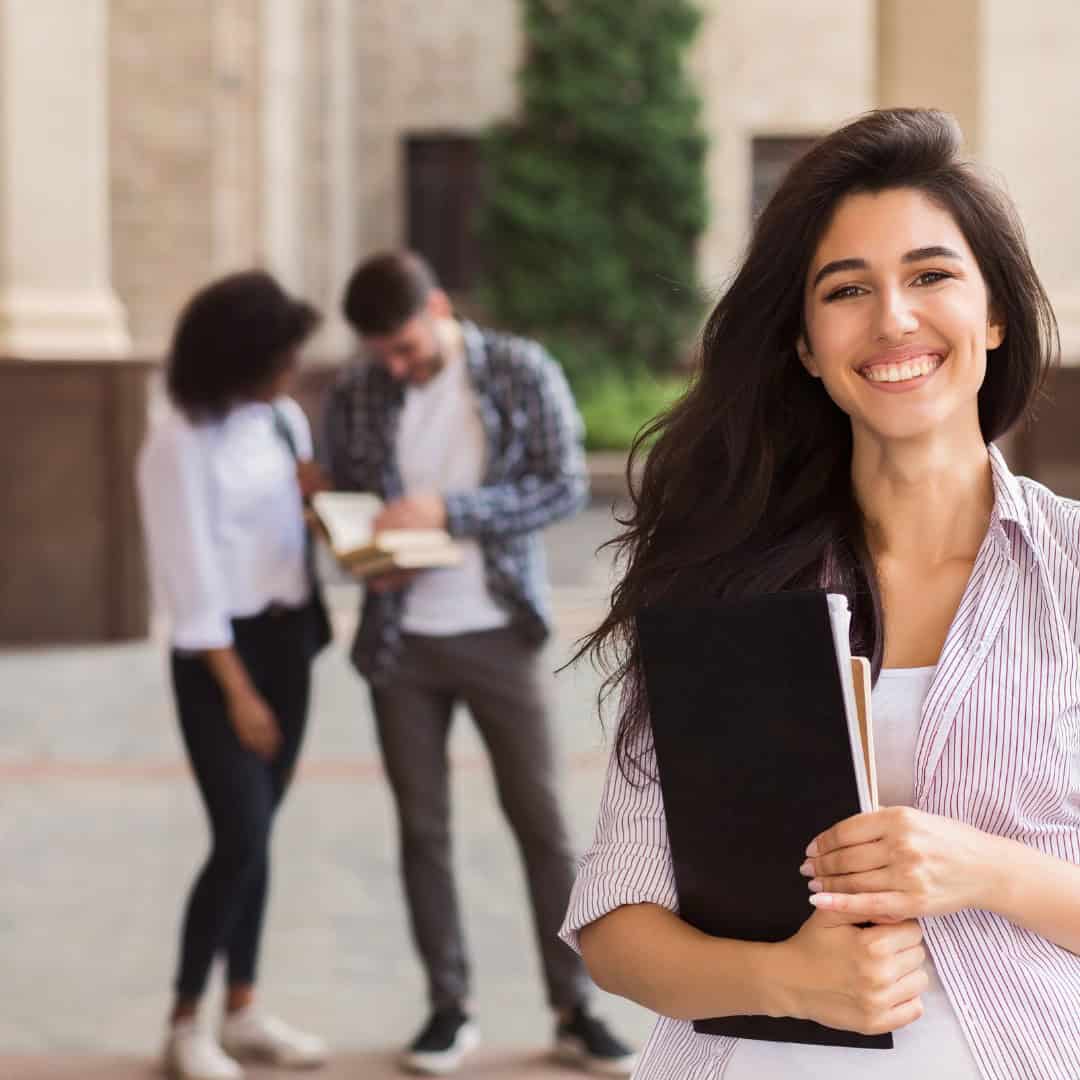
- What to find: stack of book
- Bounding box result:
[309,492,462,578]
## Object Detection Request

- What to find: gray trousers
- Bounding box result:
[370,627,591,1011]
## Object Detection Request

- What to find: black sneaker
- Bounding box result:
[400,1006,480,1075]
[554,1005,638,1076]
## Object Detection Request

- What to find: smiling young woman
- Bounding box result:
[560,109,1080,1080]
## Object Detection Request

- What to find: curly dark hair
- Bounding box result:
[167,270,321,419]
[576,108,1058,780]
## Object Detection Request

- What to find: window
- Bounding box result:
[405,135,483,293]
[751,136,820,222]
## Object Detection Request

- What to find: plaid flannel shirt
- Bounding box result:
[322,320,589,683]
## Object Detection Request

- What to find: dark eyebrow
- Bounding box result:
[901,245,963,264]
[812,246,964,290]
[812,258,867,289]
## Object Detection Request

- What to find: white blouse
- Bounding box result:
[561,447,1080,1080]
[723,666,982,1079]
[137,397,311,651]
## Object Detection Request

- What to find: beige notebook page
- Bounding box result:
[850,657,878,810]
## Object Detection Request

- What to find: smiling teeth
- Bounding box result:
[863,356,942,383]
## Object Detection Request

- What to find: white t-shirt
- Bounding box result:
[396,342,509,636]
[137,397,311,650]
[723,666,983,1079]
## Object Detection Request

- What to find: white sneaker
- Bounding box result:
[220,1006,328,1068]
[164,1019,244,1080]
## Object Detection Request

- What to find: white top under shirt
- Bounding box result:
[723,665,982,1079]
[137,397,311,651]
[396,343,509,636]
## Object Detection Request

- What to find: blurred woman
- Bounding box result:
[138,271,329,1080]
[563,109,1080,1078]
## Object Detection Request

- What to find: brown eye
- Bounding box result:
[824,285,864,302]
[913,270,952,286]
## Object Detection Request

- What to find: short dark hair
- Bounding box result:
[167,270,320,419]
[341,251,439,335]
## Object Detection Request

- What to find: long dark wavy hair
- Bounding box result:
[578,108,1058,778]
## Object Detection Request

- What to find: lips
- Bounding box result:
[858,351,944,384]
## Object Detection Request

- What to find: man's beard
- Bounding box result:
[410,344,446,385]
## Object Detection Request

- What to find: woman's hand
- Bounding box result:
[227,685,281,759]
[773,907,928,1035]
[296,460,330,499]
[801,806,993,922]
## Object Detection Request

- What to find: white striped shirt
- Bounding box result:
[560,445,1080,1080]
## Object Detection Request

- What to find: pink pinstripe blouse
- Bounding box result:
[561,446,1080,1080]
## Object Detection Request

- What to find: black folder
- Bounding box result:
[636,590,892,1049]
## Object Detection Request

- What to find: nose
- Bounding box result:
[874,286,919,342]
[385,355,410,381]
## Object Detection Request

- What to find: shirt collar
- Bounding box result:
[460,319,488,388]
[987,442,1036,559]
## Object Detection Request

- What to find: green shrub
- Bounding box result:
[479,0,708,380]
[573,368,688,451]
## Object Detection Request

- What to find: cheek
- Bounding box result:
[804,312,863,388]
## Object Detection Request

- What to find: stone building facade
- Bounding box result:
[4,0,1080,641]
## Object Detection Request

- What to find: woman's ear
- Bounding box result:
[797,335,821,378]
[987,308,1006,351]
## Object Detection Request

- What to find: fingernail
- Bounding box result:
[809,893,833,907]
[798,860,814,876]
[806,840,819,857]
[808,879,823,893]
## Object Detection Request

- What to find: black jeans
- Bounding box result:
[170,603,315,998]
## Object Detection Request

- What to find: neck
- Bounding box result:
[435,317,464,364]
[852,425,994,566]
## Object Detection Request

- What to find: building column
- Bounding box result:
[878,0,1080,360]
[0,0,129,358]
[321,0,358,356]
[876,0,981,154]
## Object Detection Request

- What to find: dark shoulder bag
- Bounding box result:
[271,405,332,657]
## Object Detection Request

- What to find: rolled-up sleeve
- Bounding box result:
[560,707,678,953]
[137,421,233,651]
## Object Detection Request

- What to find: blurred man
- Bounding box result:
[323,251,636,1077]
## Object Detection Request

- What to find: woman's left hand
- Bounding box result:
[297,460,330,499]
[800,806,995,922]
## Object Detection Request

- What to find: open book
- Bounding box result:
[636,590,889,1049]
[309,492,463,577]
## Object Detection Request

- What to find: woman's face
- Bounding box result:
[799,187,1004,446]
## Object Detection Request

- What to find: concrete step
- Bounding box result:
[1,1047,594,1079]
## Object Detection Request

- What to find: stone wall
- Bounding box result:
[980,1,1080,359]
[691,0,877,293]
[109,0,262,355]
[351,0,522,257]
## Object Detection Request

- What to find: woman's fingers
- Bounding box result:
[811,869,892,895]
[893,942,927,979]
[802,839,888,878]
[810,890,914,921]
[886,965,930,1008]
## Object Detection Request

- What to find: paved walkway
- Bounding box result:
[0,505,655,1078]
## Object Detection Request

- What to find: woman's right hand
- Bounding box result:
[771,907,928,1035]
[226,685,281,759]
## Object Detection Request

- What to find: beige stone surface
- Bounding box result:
[691,0,877,292]
[877,0,981,151]
[0,1050,589,1079]
[0,0,129,357]
[98,2,1080,361]
[109,0,262,355]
